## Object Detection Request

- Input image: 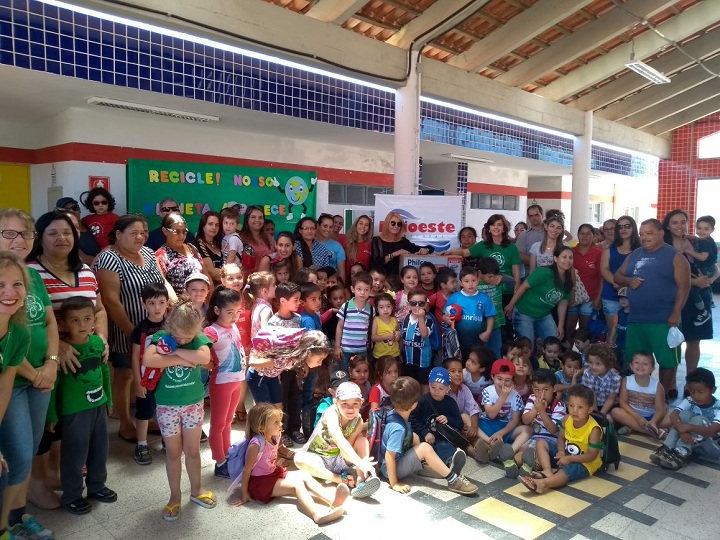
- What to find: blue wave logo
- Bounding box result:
[424,240,452,252]
[391,208,419,220]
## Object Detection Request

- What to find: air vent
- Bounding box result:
[87,97,220,122]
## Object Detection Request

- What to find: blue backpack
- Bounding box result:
[227,435,265,492]
[367,407,388,466]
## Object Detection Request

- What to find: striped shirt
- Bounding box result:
[93,247,164,354]
[337,299,373,353]
[26,260,99,317]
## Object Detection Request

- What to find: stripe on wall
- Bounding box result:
[467,182,527,196]
[527,191,572,200]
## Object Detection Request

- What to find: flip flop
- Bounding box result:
[190,491,216,509]
[519,476,538,493]
[291,431,306,445]
[530,471,547,479]
[162,503,180,522]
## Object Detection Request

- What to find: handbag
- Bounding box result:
[572,269,590,305]
[427,399,471,449]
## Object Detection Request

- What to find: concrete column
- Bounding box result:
[570,111,593,235]
[394,49,421,195]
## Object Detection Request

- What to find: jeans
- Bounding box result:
[664,410,720,460]
[513,311,557,344]
[0,383,52,486]
[246,369,282,404]
[433,439,456,463]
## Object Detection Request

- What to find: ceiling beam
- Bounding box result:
[644,94,720,135]
[572,28,720,111]
[305,0,368,24]
[536,1,717,101]
[385,0,491,49]
[448,0,595,72]
[598,55,720,122]
[495,0,676,87]
[622,81,720,129]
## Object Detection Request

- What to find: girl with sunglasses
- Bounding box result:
[80,187,118,249]
[370,211,433,277]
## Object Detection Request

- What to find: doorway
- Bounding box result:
[0,164,31,213]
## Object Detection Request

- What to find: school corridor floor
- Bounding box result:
[34,297,720,540]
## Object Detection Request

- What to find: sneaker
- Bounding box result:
[649,445,671,464]
[214,461,230,479]
[658,448,688,470]
[200,430,208,443]
[694,310,711,326]
[473,440,490,463]
[350,476,381,499]
[447,475,478,495]
[448,448,466,476]
[15,515,54,540]
[520,447,535,476]
[9,524,31,539]
[617,426,631,436]
[487,439,504,461]
[499,443,519,479]
[134,444,152,466]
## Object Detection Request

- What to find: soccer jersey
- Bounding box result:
[401,314,434,368]
[445,289,496,347]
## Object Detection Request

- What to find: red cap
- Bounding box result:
[491,359,516,377]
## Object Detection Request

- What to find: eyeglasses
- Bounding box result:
[301,227,316,231]
[164,227,188,235]
[617,223,633,230]
[160,206,180,213]
[603,227,615,232]
[61,204,80,212]
[389,220,403,227]
[93,200,108,206]
[0,230,36,240]
[408,300,426,307]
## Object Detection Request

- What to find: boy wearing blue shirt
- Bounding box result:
[446,266,496,360]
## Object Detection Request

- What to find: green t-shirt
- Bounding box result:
[515,267,572,319]
[26,268,52,366]
[468,242,520,293]
[1,321,30,371]
[152,330,212,406]
[478,282,505,327]
[48,335,111,423]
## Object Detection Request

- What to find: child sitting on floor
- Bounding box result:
[555,351,582,402]
[519,384,602,494]
[537,336,562,371]
[581,344,621,415]
[368,356,400,411]
[463,345,494,403]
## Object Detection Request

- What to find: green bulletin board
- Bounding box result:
[126,159,318,233]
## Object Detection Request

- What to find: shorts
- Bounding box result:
[478,417,513,443]
[559,462,590,482]
[528,436,558,456]
[320,454,351,475]
[403,364,431,385]
[626,322,681,369]
[134,391,156,421]
[156,402,204,438]
[381,447,423,480]
[602,298,620,318]
[109,352,131,369]
[568,300,593,317]
[248,466,287,504]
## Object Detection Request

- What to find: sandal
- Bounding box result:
[519,476,538,493]
[163,503,180,522]
[281,434,294,448]
[291,431,306,445]
[530,471,548,479]
[190,491,217,509]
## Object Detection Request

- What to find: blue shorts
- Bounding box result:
[559,462,590,482]
[528,436,558,456]
[478,417,513,443]
[567,300,593,317]
[602,298,620,317]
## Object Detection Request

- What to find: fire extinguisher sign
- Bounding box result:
[89,176,110,191]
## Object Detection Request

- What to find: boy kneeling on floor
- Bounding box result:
[519,384,602,494]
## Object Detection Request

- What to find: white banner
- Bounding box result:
[374,195,463,252]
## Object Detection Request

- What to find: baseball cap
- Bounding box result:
[617,287,628,297]
[491,359,516,377]
[184,273,210,287]
[329,370,349,390]
[56,197,79,208]
[428,367,450,386]
[335,381,363,401]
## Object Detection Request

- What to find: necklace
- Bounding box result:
[40,254,70,275]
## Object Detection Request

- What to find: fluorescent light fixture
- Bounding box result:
[443,153,494,164]
[87,97,220,122]
[626,54,671,85]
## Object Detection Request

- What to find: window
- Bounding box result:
[588,202,602,224]
[623,207,639,221]
[470,193,518,210]
[328,184,391,206]
[698,132,720,159]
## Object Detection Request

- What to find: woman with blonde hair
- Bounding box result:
[370,211,433,277]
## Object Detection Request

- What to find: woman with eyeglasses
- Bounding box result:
[79,187,118,250]
[294,217,332,269]
[238,205,275,274]
[145,198,195,251]
[0,209,59,535]
[94,215,175,443]
[316,214,347,282]
[155,214,208,296]
[370,211,433,277]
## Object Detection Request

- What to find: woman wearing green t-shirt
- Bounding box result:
[0,209,59,537]
[504,246,575,343]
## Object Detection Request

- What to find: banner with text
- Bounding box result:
[126,159,317,233]
[374,195,463,252]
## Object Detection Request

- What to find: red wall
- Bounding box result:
[658,112,720,230]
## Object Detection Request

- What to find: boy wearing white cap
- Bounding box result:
[294,382,381,499]
[184,273,211,315]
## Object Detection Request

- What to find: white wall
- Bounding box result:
[466,163,527,233]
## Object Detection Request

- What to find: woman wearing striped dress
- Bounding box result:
[93,215,175,442]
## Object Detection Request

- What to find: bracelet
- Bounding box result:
[46,355,60,365]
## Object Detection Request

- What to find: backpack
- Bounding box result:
[590,411,621,471]
[227,434,265,493]
[367,407,388,466]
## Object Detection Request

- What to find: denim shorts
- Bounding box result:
[567,300,593,317]
[602,298,620,318]
[528,436,558,456]
[559,462,590,482]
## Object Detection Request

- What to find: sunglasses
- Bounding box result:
[93,200,108,206]
[617,223,633,230]
[389,220,403,227]
[408,300,426,307]
[160,206,180,213]
[61,204,80,212]
[164,227,188,235]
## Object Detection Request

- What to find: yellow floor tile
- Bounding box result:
[572,476,622,498]
[619,441,655,463]
[505,483,590,518]
[464,497,556,540]
[607,461,648,482]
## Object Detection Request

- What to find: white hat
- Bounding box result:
[335,382,363,401]
[184,272,210,287]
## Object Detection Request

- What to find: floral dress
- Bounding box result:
[155,244,204,295]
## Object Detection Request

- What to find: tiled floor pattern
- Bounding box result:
[32,297,720,540]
